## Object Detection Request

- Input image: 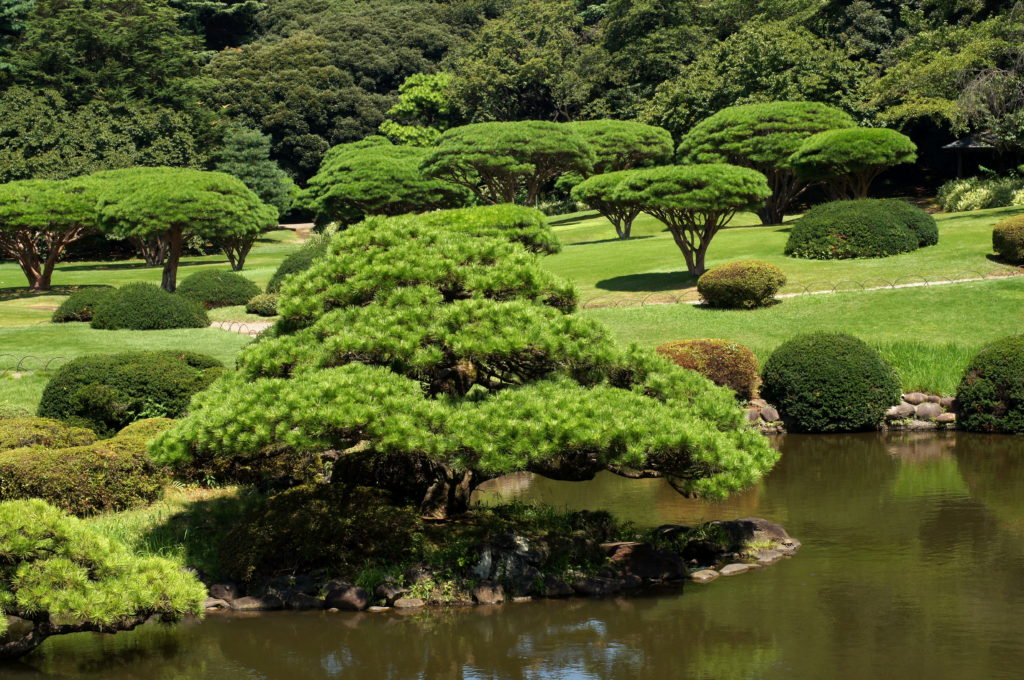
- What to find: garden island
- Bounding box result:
[1,1,1024,678]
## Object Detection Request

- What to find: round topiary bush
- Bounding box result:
[52,287,115,323]
[761,332,900,433]
[176,270,261,309]
[266,237,330,293]
[956,335,1024,433]
[785,199,920,259]
[90,282,209,330]
[655,339,760,400]
[245,293,279,317]
[993,215,1024,264]
[37,351,223,437]
[881,199,938,247]
[697,260,786,308]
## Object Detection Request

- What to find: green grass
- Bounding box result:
[584,277,1024,395]
[545,205,1024,302]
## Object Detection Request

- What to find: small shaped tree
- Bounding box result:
[422,121,595,205]
[378,72,459,147]
[618,164,771,275]
[91,168,277,291]
[788,127,917,198]
[0,178,99,290]
[677,101,855,224]
[302,140,468,226]
[569,120,674,174]
[571,170,645,239]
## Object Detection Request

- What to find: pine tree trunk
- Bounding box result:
[161,228,184,292]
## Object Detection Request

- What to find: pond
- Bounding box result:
[10,432,1024,679]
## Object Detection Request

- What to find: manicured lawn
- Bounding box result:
[545,205,1024,303]
[585,277,1024,395]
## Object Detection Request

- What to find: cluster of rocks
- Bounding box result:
[883,392,958,430]
[201,517,800,614]
[745,399,785,434]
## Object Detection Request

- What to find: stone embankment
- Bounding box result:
[746,392,959,434]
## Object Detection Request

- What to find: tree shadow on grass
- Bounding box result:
[56,259,227,272]
[548,211,600,227]
[596,270,697,292]
[567,235,654,247]
[0,284,110,302]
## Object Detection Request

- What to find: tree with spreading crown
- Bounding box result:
[788,127,917,199]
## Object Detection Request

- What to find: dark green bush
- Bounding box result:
[761,332,900,432]
[90,283,209,330]
[245,293,279,316]
[785,199,920,259]
[266,238,330,293]
[655,339,760,400]
[993,215,1024,264]
[176,270,261,309]
[0,417,95,450]
[697,260,786,308]
[52,287,115,322]
[0,419,171,515]
[956,335,1024,434]
[38,351,223,437]
[881,199,939,247]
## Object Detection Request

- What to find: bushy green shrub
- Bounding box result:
[655,339,760,400]
[785,199,920,259]
[266,237,331,293]
[696,260,786,308]
[956,335,1024,434]
[881,199,939,247]
[0,417,96,450]
[418,204,561,254]
[761,332,900,432]
[176,270,261,309]
[993,215,1024,264]
[90,283,209,330]
[0,419,173,515]
[937,176,1024,212]
[245,293,279,316]
[0,404,31,419]
[51,287,115,322]
[38,351,223,437]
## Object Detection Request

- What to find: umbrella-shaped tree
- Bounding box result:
[569,120,674,174]
[571,170,646,239]
[788,127,917,198]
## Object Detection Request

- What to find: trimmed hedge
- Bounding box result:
[956,335,1024,434]
[38,351,223,437]
[0,417,96,451]
[0,418,172,515]
[697,260,786,308]
[993,215,1024,264]
[266,238,331,293]
[52,287,115,323]
[785,199,923,259]
[655,339,759,400]
[91,283,209,330]
[176,270,261,309]
[761,332,900,433]
[245,293,279,316]
[881,199,938,247]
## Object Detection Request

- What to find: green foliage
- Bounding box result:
[697,259,786,309]
[883,199,939,247]
[422,121,596,205]
[789,127,917,198]
[0,498,205,660]
[761,332,900,433]
[51,287,115,323]
[245,293,279,317]
[90,282,210,331]
[0,417,96,451]
[265,236,331,293]
[655,339,759,400]
[937,176,1024,212]
[417,204,561,255]
[302,141,468,226]
[0,419,173,516]
[993,215,1024,263]
[785,199,926,259]
[176,270,261,309]
[37,349,222,436]
[379,72,458,146]
[957,334,1024,434]
[212,125,295,216]
[569,119,673,174]
[571,170,646,239]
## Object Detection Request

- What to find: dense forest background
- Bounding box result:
[0,0,1021,192]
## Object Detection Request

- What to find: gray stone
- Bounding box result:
[374,582,407,606]
[621,574,644,590]
[759,406,780,423]
[540,574,574,598]
[208,583,240,602]
[323,579,353,593]
[203,597,231,610]
[886,402,916,419]
[924,394,942,403]
[719,563,750,576]
[755,550,784,565]
[393,597,426,609]
[286,592,324,610]
[916,402,943,420]
[936,412,957,424]
[939,396,958,410]
[745,408,761,423]
[512,596,532,603]
[367,606,390,613]
[325,586,369,612]
[472,583,505,605]
[689,569,719,584]
[902,392,927,405]
[748,399,769,408]
[603,541,687,581]
[231,595,283,611]
[571,577,623,597]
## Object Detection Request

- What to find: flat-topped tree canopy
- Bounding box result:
[677,101,855,224]
[421,120,595,205]
[0,176,100,290]
[789,127,917,198]
[91,167,277,291]
[569,120,674,174]
[571,170,647,239]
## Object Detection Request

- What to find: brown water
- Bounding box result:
[9,433,1024,679]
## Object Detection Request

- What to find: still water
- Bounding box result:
[9,433,1024,679]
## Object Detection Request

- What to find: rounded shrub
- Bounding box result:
[38,351,223,437]
[881,199,938,247]
[697,260,786,308]
[993,215,1024,264]
[52,287,115,323]
[655,339,759,400]
[266,237,330,293]
[761,332,900,433]
[90,283,209,330]
[956,335,1024,434]
[245,293,279,317]
[176,270,261,309]
[785,199,920,259]
[0,417,95,451]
